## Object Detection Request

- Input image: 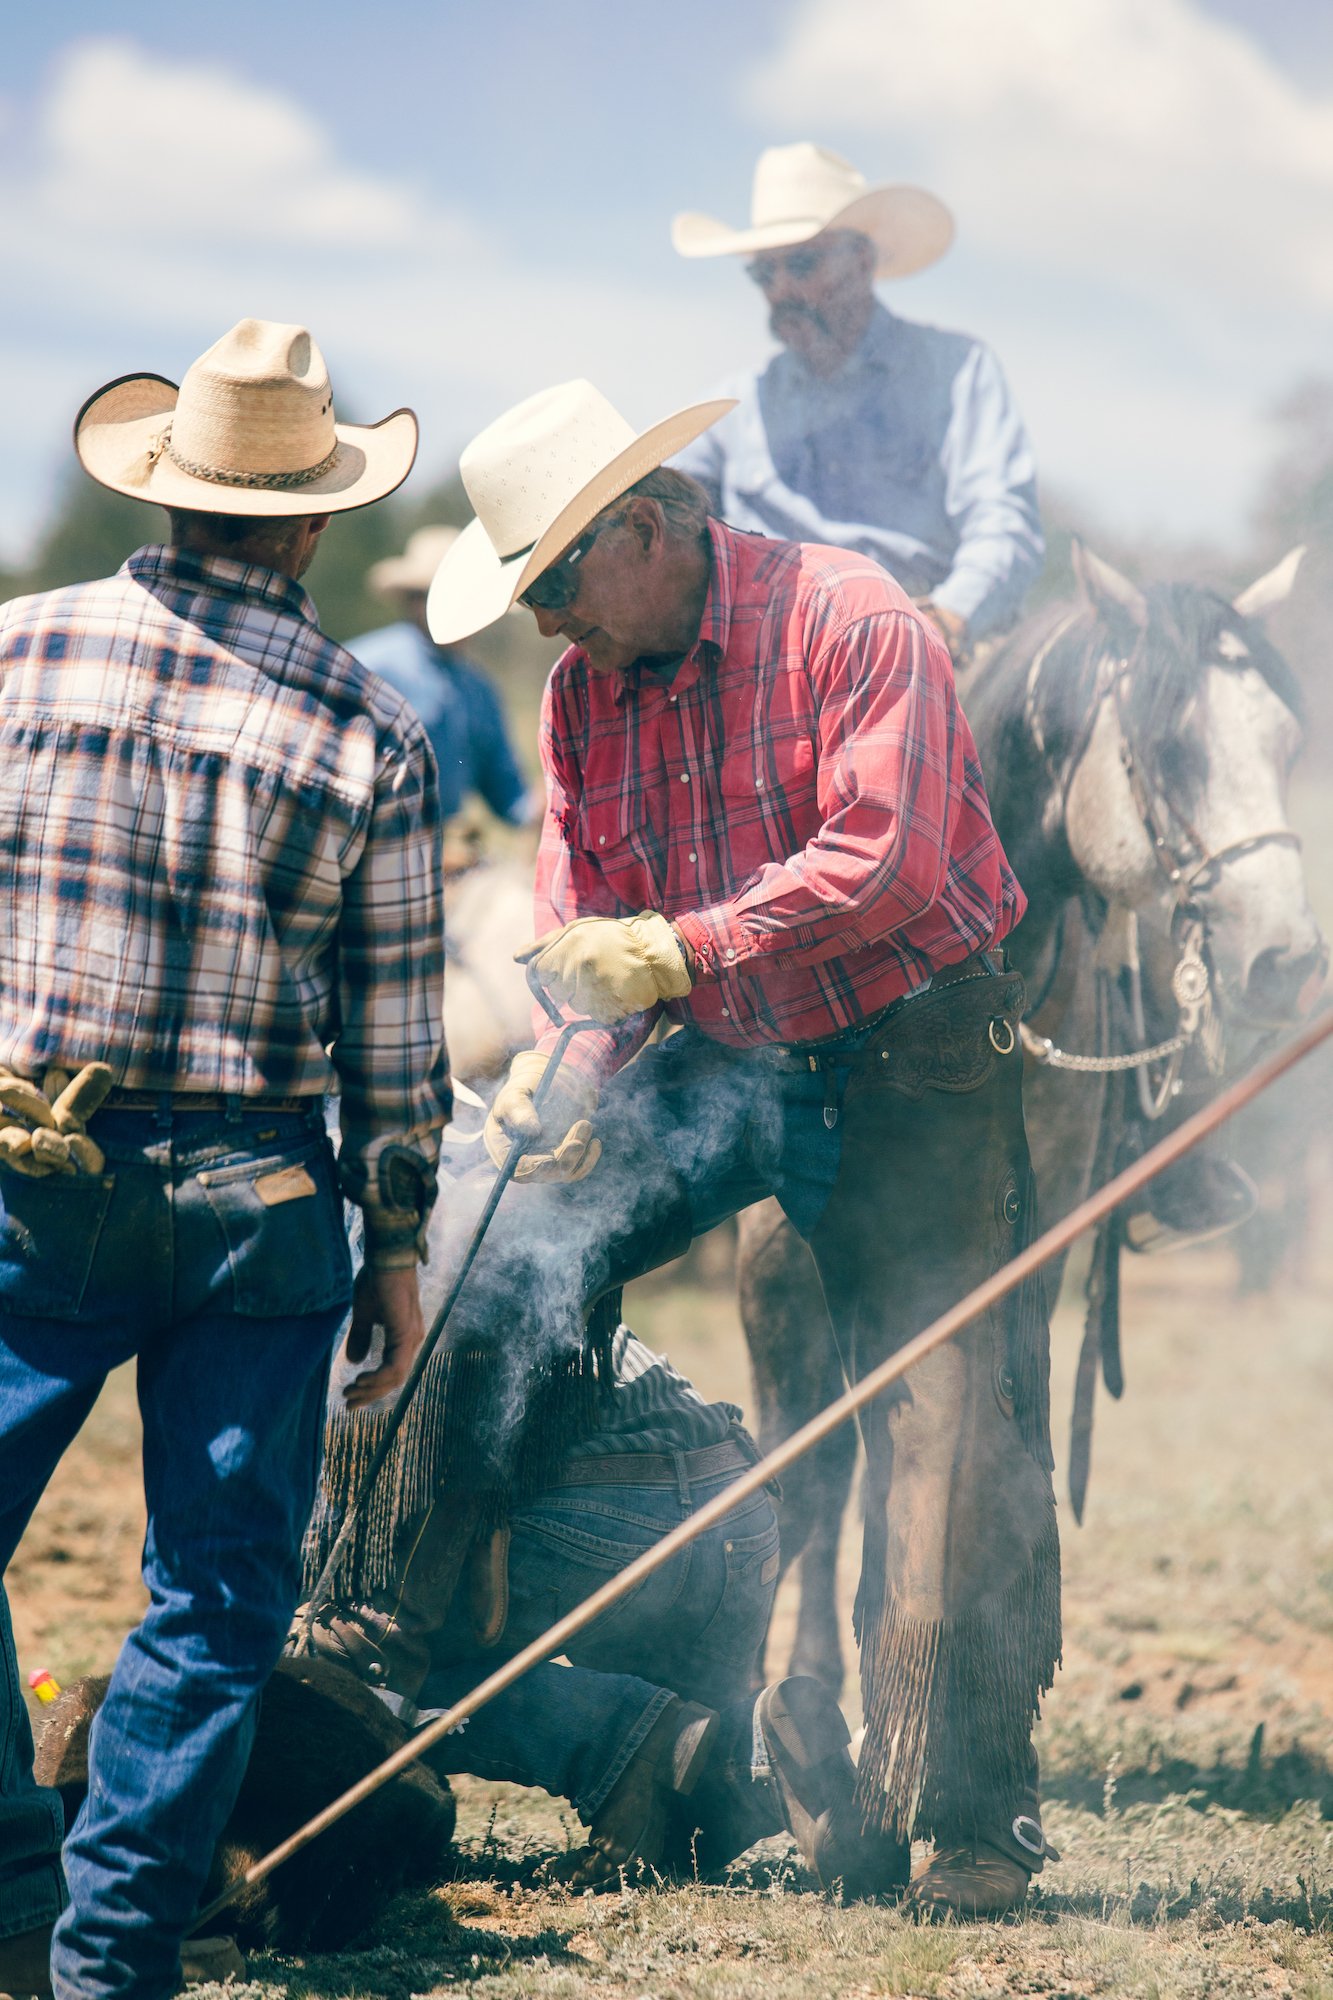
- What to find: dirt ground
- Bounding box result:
[8,1190,1333,1999]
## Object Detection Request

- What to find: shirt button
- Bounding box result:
[688,851,697,863]
[725,948,736,961]
[669,694,678,704]
[721,1007,730,1018]
[598,835,606,846]
[755,777,765,789]
[680,771,690,783]
[724,1540,733,1553]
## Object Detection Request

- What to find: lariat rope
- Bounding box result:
[190,1005,1333,1932]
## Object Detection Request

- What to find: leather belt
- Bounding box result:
[551,1436,755,1488]
[97,1089,319,1114]
[762,949,1008,1075]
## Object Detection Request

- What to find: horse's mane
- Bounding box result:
[965,579,1305,915]
[972,581,1305,796]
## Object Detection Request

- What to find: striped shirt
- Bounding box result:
[0,544,452,1189]
[534,518,1023,1081]
[566,1326,742,1458]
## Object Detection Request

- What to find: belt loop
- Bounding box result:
[822,1061,839,1130]
[224,1094,244,1126]
[672,1449,692,1514]
[154,1092,172,1136]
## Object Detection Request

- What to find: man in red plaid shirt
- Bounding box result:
[314,379,1061,1916]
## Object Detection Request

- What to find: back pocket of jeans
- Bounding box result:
[0,1164,116,1318]
[196,1139,352,1318]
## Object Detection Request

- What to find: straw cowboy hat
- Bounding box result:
[369,526,460,598]
[75,318,417,516]
[425,380,734,646]
[672,142,954,279]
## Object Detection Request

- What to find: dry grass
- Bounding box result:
[8,1195,1333,1999]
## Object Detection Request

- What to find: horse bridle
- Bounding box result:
[1020,633,1300,1105]
[1107,654,1302,909]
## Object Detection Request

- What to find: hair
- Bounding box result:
[165,507,311,566]
[606,465,711,544]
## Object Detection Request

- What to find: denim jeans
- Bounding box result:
[0,1102,351,2000]
[415,1465,780,1822]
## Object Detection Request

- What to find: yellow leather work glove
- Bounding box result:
[0,1064,113,1178]
[517,911,692,1025]
[483,1050,602,1185]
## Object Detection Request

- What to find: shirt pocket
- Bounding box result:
[0,1163,116,1318]
[573,792,655,906]
[195,1135,352,1319]
[718,732,818,877]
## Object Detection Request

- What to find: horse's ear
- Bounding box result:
[1233,545,1305,620]
[1071,539,1148,630]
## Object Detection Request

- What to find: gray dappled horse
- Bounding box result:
[740,543,1326,1694]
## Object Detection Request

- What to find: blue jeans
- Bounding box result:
[416,1466,780,1821]
[0,1102,351,2000]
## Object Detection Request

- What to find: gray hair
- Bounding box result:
[604,466,711,543]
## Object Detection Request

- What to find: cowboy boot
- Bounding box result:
[549,1697,718,1890]
[0,1922,245,1998]
[686,1678,909,1898]
[908,1762,1057,1920]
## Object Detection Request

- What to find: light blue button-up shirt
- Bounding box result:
[672,303,1043,640]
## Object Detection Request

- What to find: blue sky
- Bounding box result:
[2,0,1330,562]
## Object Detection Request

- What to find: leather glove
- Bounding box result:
[483,1050,602,1184]
[517,911,692,1025]
[0,1064,113,1178]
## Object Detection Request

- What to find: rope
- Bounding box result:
[191,1004,1333,1932]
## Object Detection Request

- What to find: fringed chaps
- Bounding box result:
[303,1291,621,1620]
[808,966,1062,1847]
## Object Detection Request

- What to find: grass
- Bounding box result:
[8,1198,1333,1998]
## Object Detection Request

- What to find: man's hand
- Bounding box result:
[916,599,969,664]
[341,1265,425,1409]
[483,1049,601,1184]
[517,911,692,1024]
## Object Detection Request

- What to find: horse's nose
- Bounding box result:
[1242,938,1329,1023]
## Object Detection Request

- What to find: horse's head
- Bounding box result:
[1061,543,1325,1032]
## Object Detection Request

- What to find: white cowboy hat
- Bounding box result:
[426,380,734,646]
[672,142,954,280]
[75,318,418,516]
[369,525,460,597]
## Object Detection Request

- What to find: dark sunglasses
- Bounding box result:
[744,242,830,288]
[518,514,618,612]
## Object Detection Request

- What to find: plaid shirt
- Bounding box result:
[0,545,452,1191]
[534,519,1023,1080]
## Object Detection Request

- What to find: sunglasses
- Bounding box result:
[744,243,831,288]
[518,514,618,612]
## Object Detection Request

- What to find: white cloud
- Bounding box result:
[36,39,439,249]
[745,0,1333,320]
[0,37,756,562]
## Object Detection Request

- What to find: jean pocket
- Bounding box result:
[694,1508,781,1645]
[0,1163,116,1318]
[195,1137,352,1318]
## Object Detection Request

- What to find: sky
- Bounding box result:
[1,0,1331,565]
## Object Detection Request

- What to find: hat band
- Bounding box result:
[150,425,340,491]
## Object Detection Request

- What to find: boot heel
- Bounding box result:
[669,1702,720,1795]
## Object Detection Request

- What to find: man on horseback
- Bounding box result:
[668,142,1044,667]
[305,378,1062,1916]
